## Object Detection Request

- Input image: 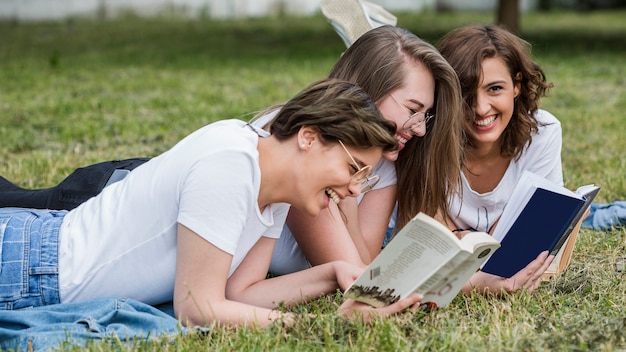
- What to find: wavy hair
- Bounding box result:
[437,25,553,160]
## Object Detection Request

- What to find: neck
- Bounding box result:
[463,141,510,176]
[256,136,295,210]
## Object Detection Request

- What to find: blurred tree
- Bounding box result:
[497,0,520,33]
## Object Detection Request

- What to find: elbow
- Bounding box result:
[174,299,215,328]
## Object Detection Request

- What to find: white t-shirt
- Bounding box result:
[58,119,289,305]
[252,110,398,275]
[448,109,563,233]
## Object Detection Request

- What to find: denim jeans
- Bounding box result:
[0,208,197,351]
[0,208,66,310]
[582,201,626,231]
[0,298,191,352]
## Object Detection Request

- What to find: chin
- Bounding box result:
[306,199,326,217]
[305,207,323,217]
[383,152,398,162]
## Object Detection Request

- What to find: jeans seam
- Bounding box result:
[22,213,35,298]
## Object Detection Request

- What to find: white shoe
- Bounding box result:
[320,0,397,48]
[363,1,397,27]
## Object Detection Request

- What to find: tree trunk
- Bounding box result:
[497,0,520,34]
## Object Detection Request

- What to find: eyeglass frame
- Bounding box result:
[337,140,380,194]
[389,93,435,130]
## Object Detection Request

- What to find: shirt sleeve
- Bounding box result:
[177,150,258,255]
[520,109,564,186]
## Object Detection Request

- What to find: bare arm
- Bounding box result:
[174,224,288,328]
[226,236,361,308]
[174,224,366,328]
[175,224,423,327]
[356,185,396,259]
[288,186,396,267]
[227,234,424,323]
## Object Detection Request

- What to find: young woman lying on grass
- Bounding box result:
[0,79,423,327]
[436,25,563,294]
[0,25,465,278]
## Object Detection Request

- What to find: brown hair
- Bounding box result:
[271,78,397,152]
[330,26,464,230]
[437,25,553,159]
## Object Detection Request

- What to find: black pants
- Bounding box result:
[0,158,150,210]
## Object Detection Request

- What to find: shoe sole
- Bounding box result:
[320,0,373,46]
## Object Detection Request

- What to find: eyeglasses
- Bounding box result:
[338,140,380,193]
[389,93,435,130]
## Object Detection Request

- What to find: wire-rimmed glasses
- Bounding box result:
[338,140,380,193]
[389,93,435,130]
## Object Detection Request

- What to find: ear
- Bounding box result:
[513,72,522,98]
[297,126,318,150]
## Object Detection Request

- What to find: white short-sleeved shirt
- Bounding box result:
[252,110,398,275]
[58,119,289,305]
[448,109,563,233]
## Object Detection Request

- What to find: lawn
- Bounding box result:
[0,8,625,352]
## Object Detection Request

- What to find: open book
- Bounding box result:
[344,212,500,308]
[480,170,600,278]
[542,183,599,280]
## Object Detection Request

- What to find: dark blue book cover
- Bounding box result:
[481,188,584,278]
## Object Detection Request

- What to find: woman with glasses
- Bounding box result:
[0,79,425,327]
[436,25,563,294]
[0,26,464,279]
[256,25,463,276]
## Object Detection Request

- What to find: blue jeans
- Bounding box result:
[0,208,65,310]
[582,201,626,231]
[0,298,191,352]
[0,208,198,351]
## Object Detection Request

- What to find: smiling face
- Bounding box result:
[466,56,520,149]
[296,138,383,217]
[375,60,435,161]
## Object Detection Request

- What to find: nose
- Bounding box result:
[408,122,426,137]
[474,92,490,117]
[347,180,362,197]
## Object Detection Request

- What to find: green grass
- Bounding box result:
[1,9,625,351]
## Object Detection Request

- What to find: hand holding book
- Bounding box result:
[480,171,600,278]
[343,212,500,308]
[466,250,554,295]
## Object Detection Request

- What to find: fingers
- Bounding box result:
[338,294,423,323]
[513,250,553,292]
[385,294,423,313]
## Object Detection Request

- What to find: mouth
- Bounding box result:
[396,133,412,150]
[325,187,340,204]
[473,115,497,127]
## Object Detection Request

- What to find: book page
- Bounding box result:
[344,213,463,307]
[421,237,499,307]
[344,213,500,308]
